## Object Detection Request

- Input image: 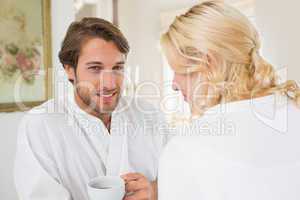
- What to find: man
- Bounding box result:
[14,18,167,200]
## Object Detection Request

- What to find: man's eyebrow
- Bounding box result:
[86,61,104,65]
[115,61,125,65]
[86,61,125,65]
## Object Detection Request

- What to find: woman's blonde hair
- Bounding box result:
[161,0,300,115]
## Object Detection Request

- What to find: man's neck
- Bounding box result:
[74,93,112,132]
[99,114,112,132]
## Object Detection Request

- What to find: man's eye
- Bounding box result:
[88,66,101,72]
[113,66,124,72]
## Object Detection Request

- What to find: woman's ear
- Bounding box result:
[206,53,215,67]
[64,64,76,83]
[205,53,219,72]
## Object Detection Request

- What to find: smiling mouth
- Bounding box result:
[96,91,118,98]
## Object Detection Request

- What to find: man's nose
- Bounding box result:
[100,71,116,89]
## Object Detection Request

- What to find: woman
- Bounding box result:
[158,1,300,200]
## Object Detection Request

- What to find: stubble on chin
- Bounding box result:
[76,86,121,115]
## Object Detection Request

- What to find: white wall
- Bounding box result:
[0,0,74,199]
[255,0,300,82]
[0,112,24,199]
[118,0,164,106]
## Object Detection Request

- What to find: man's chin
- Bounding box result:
[97,104,118,114]
[94,97,120,114]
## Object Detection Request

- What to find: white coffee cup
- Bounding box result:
[87,176,125,200]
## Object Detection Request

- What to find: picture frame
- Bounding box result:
[0,0,52,112]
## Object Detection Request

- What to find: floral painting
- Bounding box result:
[0,42,41,84]
[0,0,52,112]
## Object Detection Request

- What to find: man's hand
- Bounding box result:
[121,173,157,200]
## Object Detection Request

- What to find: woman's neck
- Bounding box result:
[191,90,272,117]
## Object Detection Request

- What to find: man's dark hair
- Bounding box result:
[58,17,130,70]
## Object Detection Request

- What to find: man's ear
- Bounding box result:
[64,64,76,83]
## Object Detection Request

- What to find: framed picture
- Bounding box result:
[0,0,52,112]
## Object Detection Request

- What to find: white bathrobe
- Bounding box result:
[14,95,168,200]
[159,95,300,200]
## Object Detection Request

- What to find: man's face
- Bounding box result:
[65,38,126,116]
